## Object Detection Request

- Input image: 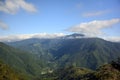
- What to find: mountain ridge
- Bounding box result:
[1,36,120,79]
[6,37,120,70]
[0,42,45,79]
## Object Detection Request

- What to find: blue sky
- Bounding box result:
[0,0,120,41]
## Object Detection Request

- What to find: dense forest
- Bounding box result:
[0,35,120,80]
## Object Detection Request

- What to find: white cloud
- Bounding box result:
[0,21,8,30]
[102,36,120,42]
[83,10,109,17]
[0,33,120,42]
[67,18,120,36]
[0,33,65,42]
[0,0,37,14]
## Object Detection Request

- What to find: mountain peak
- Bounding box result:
[63,33,85,39]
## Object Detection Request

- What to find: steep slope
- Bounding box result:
[0,42,42,78]
[93,64,120,80]
[50,38,120,69]
[7,37,120,70]
[38,58,120,80]
[0,60,28,80]
[7,39,57,70]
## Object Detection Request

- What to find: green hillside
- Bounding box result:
[7,37,120,70]
[38,58,120,80]
[50,38,120,69]
[0,60,27,80]
[1,36,120,80]
[0,42,42,79]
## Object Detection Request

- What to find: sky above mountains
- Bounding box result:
[0,0,120,42]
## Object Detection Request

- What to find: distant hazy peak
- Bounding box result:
[62,33,85,39]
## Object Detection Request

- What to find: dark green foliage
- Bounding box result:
[111,58,120,71]
[55,66,92,80]
[0,42,42,79]
[93,64,120,80]
[49,38,120,69]
[7,38,120,70]
[39,60,120,80]
[3,37,120,79]
[7,39,56,69]
[0,60,27,80]
[36,66,92,80]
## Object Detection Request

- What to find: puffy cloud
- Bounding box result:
[0,0,37,14]
[83,10,109,17]
[0,33,65,42]
[0,21,8,30]
[67,18,120,36]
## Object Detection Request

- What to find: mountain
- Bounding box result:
[62,33,85,39]
[6,38,57,70]
[0,60,27,80]
[7,35,120,70]
[50,38,120,69]
[0,42,44,79]
[1,33,120,79]
[37,58,120,80]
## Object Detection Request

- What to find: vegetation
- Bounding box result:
[7,37,120,70]
[37,58,120,80]
[50,38,120,69]
[1,36,120,79]
[0,42,42,79]
[0,60,28,80]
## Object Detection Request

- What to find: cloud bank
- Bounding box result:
[0,33,65,42]
[0,0,37,14]
[67,18,120,36]
[0,33,120,42]
[102,36,120,42]
[0,21,8,30]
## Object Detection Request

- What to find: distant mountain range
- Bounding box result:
[0,33,120,79]
[62,33,85,39]
[6,34,120,70]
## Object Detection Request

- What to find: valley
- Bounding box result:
[0,34,120,80]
